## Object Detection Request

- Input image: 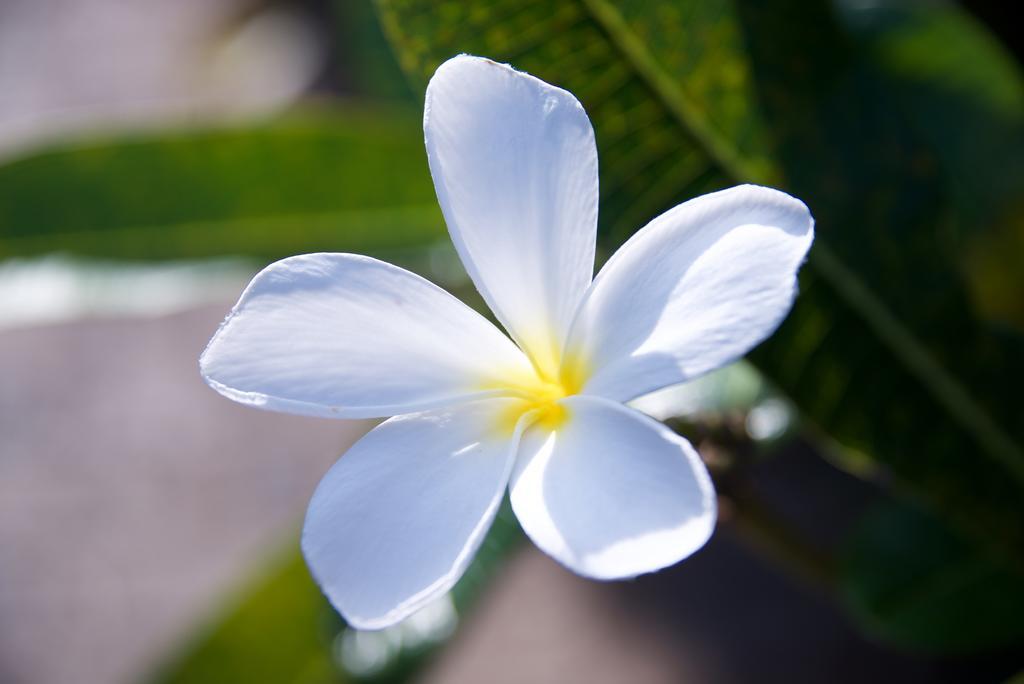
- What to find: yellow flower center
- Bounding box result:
[521,379,571,429]
[492,349,589,436]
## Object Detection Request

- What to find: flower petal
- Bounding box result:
[201,253,532,418]
[566,185,813,402]
[425,55,599,377]
[510,395,716,579]
[302,398,525,629]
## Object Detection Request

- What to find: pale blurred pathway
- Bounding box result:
[0,305,367,684]
[0,0,324,160]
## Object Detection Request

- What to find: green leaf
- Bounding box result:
[0,106,445,261]
[149,546,346,684]
[374,0,1024,566]
[841,501,1024,654]
[151,506,524,684]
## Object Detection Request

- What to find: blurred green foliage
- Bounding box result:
[153,506,523,684]
[842,501,1024,653]
[150,548,345,684]
[846,2,1024,330]
[0,107,444,261]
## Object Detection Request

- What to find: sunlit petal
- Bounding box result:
[302,398,525,629]
[565,185,814,402]
[201,253,532,418]
[510,396,716,579]
[425,55,599,377]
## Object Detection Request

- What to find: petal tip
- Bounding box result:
[732,183,815,238]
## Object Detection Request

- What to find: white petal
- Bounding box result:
[510,395,716,579]
[425,55,598,377]
[302,398,525,629]
[566,185,813,402]
[200,253,532,419]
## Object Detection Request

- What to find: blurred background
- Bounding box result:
[1,0,1022,682]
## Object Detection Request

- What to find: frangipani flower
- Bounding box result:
[200,55,814,629]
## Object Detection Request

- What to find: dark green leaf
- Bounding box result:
[332,0,416,102]
[374,0,1024,567]
[0,106,445,261]
[746,0,1024,567]
[837,1,1024,329]
[842,501,1024,654]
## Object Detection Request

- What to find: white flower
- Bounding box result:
[200,55,814,629]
